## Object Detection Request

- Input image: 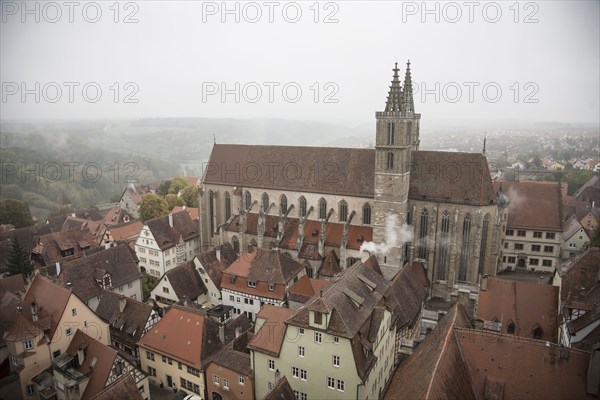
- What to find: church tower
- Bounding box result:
[372,61,420,267]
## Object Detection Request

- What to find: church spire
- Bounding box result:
[402,60,414,115]
[385,62,403,112]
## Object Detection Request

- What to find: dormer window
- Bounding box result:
[533,326,543,339]
[507,322,516,334]
[248,281,257,288]
[314,311,323,325]
[103,273,112,289]
[268,283,274,291]
[230,276,236,284]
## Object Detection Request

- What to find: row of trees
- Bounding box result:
[139,177,199,222]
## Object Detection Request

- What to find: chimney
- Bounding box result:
[480,274,488,291]
[119,297,126,313]
[55,261,61,276]
[235,326,241,338]
[168,213,173,228]
[218,324,225,343]
[216,247,221,262]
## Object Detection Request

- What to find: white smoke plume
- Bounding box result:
[359,214,413,256]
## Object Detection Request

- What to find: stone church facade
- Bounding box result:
[198,62,506,297]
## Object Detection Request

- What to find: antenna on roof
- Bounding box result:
[482,132,487,156]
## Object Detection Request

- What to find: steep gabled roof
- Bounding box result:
[247,304,295,357]
[89,374,144,400]
[262,375,296,400]
[223,248,305,285]
[145,210,198,251]
[21,274,71,338]
[210,331,253,376]
[319,250,341,277]
[385,260,430,330]
[384,303,474,400]
[196,242,237,289]
[164,261,207,301]
[95,291,155,344]
[287,275,329,304]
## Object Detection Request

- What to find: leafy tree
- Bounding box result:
[142,274,159,301]
[157,180,172,197]
[165,194,185,210]
[6,235,33,277]
[181,185,199,208]
[139,194,169,222]
[168,177,188,195]
[0,200,34,228]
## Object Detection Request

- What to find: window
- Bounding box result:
[147,366,156,376]
[299,196,307,217]
[292,366,299,378]
[504,242,508,249]
[268,382,274,390]
[213,375,220,385]
[248,281,256,288]
[163,287,169,294]
[533,231,543,238]
[417,209,428,259]
[209,190,215,237]
[506,229,514,236]
[334,336,339,344]
[362,203,371,224]
[315,332,322,343]
[387,122,395,145]
[546,232,556,239]
[223,378,229,389]
[532,245,541,251]
[300,393,307,400]
[327,377,335,389]
[23,340,33,350]
[533,327,543,339]
[339,200,348,222]
[187,366,200,377]
[262,193,269,213]
[507,322,516,334]
[71,308,77,316]
[245,191,252,210]
[268,283,274,291]
[438,212,450,280]
[386,152,394,170]
[333,355,340,367]
[118,285,124,292]
[26,385,35,396]
[280,194,288,215]
[239,374,245,385]
[146,350,155,361]
[299,328,304,335]
[529,258,539,266]
[300,369,307,380]
[544,245,554,253]
[229,295,234,301]
[162,355,167,363]
[298,346,305,357]
[515,243,524,250]
[128,282,133,288]
[225,192,231,221]
[542,260,552,267]
[508,256,516,263]
[337,379,345,392]
[66,328,73,336]
[268,359,275,370]
[314,311,322,324]
[517,230,526,237]
[458,214,472,281]
[319,198,327,219]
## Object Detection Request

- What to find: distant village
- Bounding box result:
[1,64,599,400]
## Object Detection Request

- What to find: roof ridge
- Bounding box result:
[425,306,459,400]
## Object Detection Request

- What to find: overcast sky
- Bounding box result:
[1,0,599,126]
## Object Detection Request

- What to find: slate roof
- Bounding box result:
[561,248,600,302]
[574,175,600,202]
[384,303,474,400]
[494,182,562,231]
[563,215,587,241]
[222,248,305,285]
[55,243,142,301]
[105,221,143,242]
[32,229,100,266]
[477,277,559,343]
[384,260,430,330]
[0,274,26,300]
[163,261,207,301]
[145,210,199,251]
[210,331,253,376]
[204,145,497,206]
[95,291,155,345]
[196,242,237,289]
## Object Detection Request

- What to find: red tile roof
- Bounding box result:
[21,274,71,338]
[494,182,562,231]
[287,275,329,304]
[477,277,559,342]
[247,304,295,357]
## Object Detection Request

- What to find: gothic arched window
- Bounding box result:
[417,209,428,259]
[339,200,348,222]
[280,194,288,215]
[261,193,269,213]
[387,122,395,145]
[299,196,307,218]
[224,192,231,221]
[209,191,215,238]
[458,213,472,281]
[438,212,450,280]
[244,191,252,211]
[362,203,371,225]
[478,214,491,276]
[387,152,394,170]
[319,198,327,220]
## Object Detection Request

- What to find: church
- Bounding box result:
[198,62,506,298]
